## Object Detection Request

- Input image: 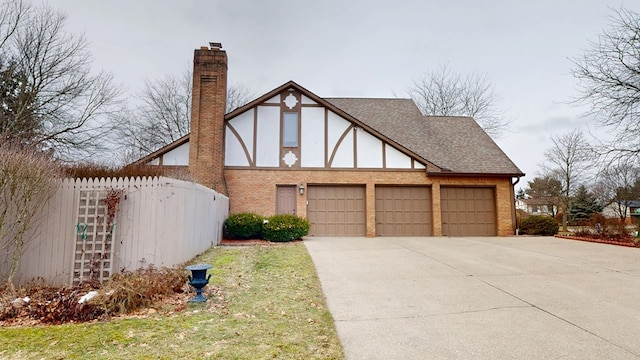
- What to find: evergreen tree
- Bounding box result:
[0,59,39,144]
[569,185,602,225]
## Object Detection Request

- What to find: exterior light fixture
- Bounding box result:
[299,183,305,195]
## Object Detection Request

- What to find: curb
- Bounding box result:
[555,235,639,248]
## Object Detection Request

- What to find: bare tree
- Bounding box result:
[0,0,24,50]
[572,7,640,162]
[407,64,510,138]
[595,159,640,222]
[111,68,255,160]
[541,129,593,230]
[226,83,254,113]
[123,71,193,157]
[0,1,121,160]
[0,143,60,291]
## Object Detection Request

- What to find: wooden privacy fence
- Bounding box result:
[1,177,228,286]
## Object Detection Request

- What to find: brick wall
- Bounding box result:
[225,168,516,236]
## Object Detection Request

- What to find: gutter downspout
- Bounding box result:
[512,176,522,235]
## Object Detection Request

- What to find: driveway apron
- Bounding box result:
[304,236,640,360]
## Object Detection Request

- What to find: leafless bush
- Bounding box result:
[94,265,186,315]
[0,143,61,292]
[61,162,193,181]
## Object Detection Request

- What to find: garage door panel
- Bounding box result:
[441,187,496,236]
[375,186,432,236]
[307,185,366,236]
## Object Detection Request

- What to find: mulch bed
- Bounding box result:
[220,239,271,246]
[555,235,640,248]
[219,239,302,246]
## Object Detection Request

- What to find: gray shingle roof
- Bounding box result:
[325,98,523,176]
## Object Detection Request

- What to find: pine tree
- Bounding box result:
[569,185,602,225]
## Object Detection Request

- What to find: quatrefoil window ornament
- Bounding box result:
[284,93,298,109]
[282,151,298,167]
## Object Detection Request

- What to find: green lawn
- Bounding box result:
[0,243,344,359]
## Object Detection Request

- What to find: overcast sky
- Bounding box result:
[45,0,640,189]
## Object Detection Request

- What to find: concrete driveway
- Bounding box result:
[304,236,640,359]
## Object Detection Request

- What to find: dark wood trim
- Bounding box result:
[324,108,329,167]
[252,108,257,166]
[279,90,301,168]
[382,143,387,168]
[353,127,358,168]
[427,171,525,178]
[224,166,426,172]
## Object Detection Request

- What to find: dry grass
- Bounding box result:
[0,243,344,359]
[0,265,187,325]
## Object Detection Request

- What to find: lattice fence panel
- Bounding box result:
[72,190,116,284]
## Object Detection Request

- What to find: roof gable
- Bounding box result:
[138,80,523,176]
[325,98,523,176]
[226,81,439,170]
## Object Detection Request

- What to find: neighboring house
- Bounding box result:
[515,198,557,216]
[138,43,524,236]
[601,200,640,221]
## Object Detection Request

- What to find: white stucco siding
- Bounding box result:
[264,95,280,104]
[301,107,325,167]
[385,144,413,169]
[255,106,280,167]
[356,129,383,168]
[327,111,351,154]
[161,142,189,165]
[301,95,317,105]
[227,110,254,162]
[225,128,250,166]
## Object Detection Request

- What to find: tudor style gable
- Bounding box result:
[224,85,426,170]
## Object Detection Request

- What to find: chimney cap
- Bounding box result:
[209,42,222,49]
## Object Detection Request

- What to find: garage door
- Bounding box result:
[307,185,366,236]
[375,186,432,236]
[441,187,496,236]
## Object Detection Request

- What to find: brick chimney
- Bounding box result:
[189,43,228,194]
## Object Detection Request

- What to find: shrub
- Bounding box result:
[95,265,185,315]
[224,212,264,239]
[0,265,186,324]
[61,162,192,181]
[262,214,310,242]
[0,144,61,290]
[519,215,559,236]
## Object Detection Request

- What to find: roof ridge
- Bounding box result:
[324,97,413,101]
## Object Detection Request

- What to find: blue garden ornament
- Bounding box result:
[185,264,213,302]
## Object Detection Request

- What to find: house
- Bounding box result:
[139,43,524,236]
[601,200,640,222]
[515,198,557,216]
